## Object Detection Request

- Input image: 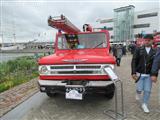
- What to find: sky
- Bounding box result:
[0,0,159,43]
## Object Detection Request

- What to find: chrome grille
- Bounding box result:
[50,66,74,69]
[49,64,105,75]
[76,65,101,69]
[57,71,95,74]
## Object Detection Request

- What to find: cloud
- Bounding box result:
[1,0,159,43]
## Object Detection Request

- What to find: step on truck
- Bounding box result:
[38,15,116,100]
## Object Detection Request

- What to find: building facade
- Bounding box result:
[134,8,160,37]
[96,7,160,43]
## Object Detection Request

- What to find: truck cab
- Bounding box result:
[38,15,116,100]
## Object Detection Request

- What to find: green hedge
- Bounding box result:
[0,56,38,93]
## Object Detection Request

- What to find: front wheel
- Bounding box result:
[46,91,57,97]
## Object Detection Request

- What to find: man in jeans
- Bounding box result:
[131,34,156,113]
[151,47,160,82]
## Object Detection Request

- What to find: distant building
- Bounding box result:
[96,6,160,43]
[1,41,54,50]
[134,8,159,38]
[25,41,54,49]
[114,5,135,43]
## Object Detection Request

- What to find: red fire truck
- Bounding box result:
[38,15,116,100]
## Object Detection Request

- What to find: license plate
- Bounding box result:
[65,88,83,100]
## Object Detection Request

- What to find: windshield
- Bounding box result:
[57,33,107,49]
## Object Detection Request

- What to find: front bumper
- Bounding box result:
[38,79,113,87]
[38,79,114,93]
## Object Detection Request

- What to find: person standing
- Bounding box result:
[112,44,116,57]
[115,44,123,66]
[122,43,127,55]
[130,42,136,54]
[131,34,156,113]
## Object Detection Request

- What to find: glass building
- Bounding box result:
[113,5,135,42]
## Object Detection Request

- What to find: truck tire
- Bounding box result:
[105,83,115,99]
[46,92,57,97]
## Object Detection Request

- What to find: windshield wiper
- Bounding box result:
[93,42,104,48]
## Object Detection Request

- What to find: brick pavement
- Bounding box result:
[0,78,38,117]
[0,55,160,120]
[115,55,160,120]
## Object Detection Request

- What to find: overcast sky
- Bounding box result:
[0,0,159,43]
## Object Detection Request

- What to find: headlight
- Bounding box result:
[39,66,49,74]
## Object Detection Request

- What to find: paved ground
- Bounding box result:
[1,55,160,120]
[0,78,38,117]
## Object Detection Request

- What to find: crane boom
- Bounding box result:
[48,15,81,34]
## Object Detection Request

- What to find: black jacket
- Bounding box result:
[131,46,156,75]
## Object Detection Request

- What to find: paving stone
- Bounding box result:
[1,55,160,120]
[0,78,38,117]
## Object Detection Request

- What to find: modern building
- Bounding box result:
[114,5,135,43]
[134,8,160,37]
[96,5,160,43]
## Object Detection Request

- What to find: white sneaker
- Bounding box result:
[141,103,150,113]
[135,93,141,101]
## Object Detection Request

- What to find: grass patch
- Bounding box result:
[0,56,38,93]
